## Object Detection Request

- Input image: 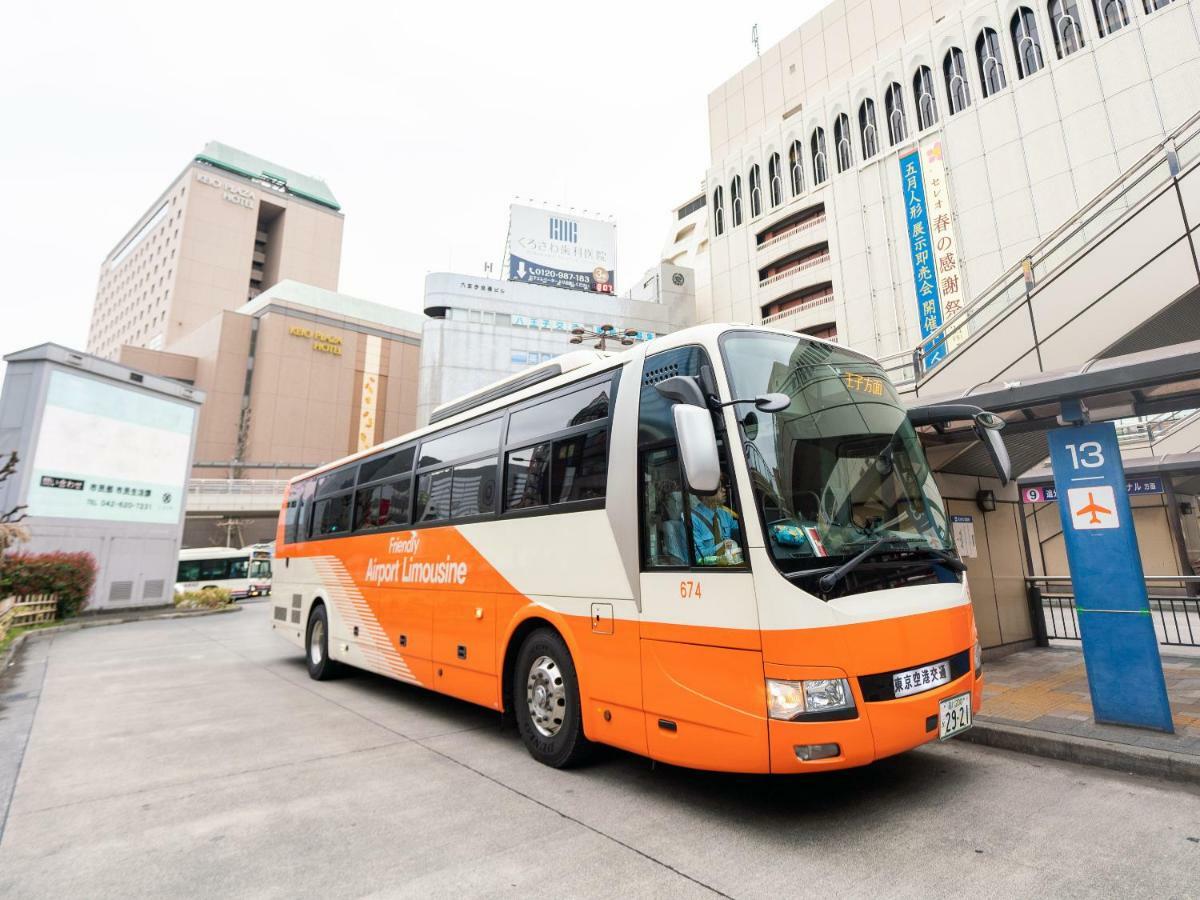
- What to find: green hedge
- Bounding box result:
[0,552,98,618]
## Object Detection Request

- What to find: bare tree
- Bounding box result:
[0,451,30,552]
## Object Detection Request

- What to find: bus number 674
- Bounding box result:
[679,580,702,599]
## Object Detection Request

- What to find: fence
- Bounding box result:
[0,593,59,642]
[1028,576,1200,648]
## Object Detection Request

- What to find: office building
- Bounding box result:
[88,141,344,359]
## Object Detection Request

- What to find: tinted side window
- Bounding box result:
[314,494,353,536]
[360,446,415,485]
[354,479,411,531]
[451,457,498,519]
[415,469,452,522]
[552,431,607,503]
[638,346,713,449]
[506,444,551,510]
[290,479,316,544]
[317,466,358,496]
[420,418,502,468]
[508,380,612,446]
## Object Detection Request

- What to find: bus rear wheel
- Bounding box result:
[306,604,342,681]
[514,628,592,768]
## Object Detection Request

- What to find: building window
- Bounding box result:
[833,114,853,173]
[913,66,939,130]
[748,164,763,217]
[885,82,907,146]
[767,152,783,207]
[1143,0,1174,10]
[1092,0,1131,34]
[730,175,743,227]
[1011,7,1045,77]
[788,140,805,196]
[811,128,829,185]
[976,27,1008,98]
[1049,0,1086,58]
[859,99,879,159]
[713,186,725,236]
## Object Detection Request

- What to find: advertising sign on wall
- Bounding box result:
[26,370,195,524]
[899,150,945,369]
[922,142,968,352]
[507,204,617,294]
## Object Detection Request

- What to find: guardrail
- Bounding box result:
[757,214,826,251]
[1026,575,1200,648]
[758,252,832,288]
[761,291,835,328]
[890,106,1200,388]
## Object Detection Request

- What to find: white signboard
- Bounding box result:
[1067,486,1119,530]
[507,204,616,294]
[26,370,195,524]
[951,514,977,558]
[922,142,968,351]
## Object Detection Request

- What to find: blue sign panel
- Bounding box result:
[1047,422,1174,732]
[1022,477,1164,504]
[899,150,945,369]
[508,255,615,294]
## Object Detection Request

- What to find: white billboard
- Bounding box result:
[507,204,617,294]
[26,370,195,524]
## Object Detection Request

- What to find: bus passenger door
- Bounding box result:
[636,346,769,773]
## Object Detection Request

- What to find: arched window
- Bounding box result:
[1093,0,1130,35]
[1011,8,1045,78]
[1049,0,1086,57]
[712,186,724,236]
[748,164,762,218]
[834,114,853,173]
[859,99,879,159]
[885,82,907,146]
[1143,0,1174,10]
[943,48,972,114]
[767,153,783,207]
[976,28,1008,98]
[730,175,743,227]
[811,128,828,185]
[913,66,938,130]
[788,140,804,196]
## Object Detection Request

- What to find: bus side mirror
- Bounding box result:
[975,422,1012,486]
[673,405,721,493]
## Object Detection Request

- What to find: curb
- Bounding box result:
[960,718,1200,785]
[1,605,242,679]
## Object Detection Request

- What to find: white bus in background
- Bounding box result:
[176,546,273,600]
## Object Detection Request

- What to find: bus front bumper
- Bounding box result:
[765,663,984,773]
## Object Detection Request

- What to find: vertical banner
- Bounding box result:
[899,150,945,369]
[358,335,382,452]
[922,142,968,352]
[1047,421,1174,732]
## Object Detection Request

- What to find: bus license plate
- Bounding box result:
[939,692,972,740]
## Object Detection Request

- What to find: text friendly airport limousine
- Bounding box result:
[270,323,1012,773]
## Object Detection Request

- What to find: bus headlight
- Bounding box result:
[974,639,983,676]
[766,678,855,720]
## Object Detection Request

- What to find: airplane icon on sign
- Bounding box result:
[1075,491,1113,525]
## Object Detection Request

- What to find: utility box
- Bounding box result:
[0,344,204,610]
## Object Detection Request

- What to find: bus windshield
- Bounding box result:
[178,556,250,583]
[720,331,954,576]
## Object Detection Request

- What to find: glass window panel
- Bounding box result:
[506,443,552,510]
[451,457,499,519]
[640,446,690,567]
[551,430,607,503]
[419,418,502,468]
[354,478,412,531]
[415,469,452,522]
[313,494,353,536]
[359,446,415,485]
[316,466,357,496]
[507,380,612,446]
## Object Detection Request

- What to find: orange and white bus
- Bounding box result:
[271,324,1010,773]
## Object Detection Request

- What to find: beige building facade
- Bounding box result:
[120,281,423,480]
[89,141,344,359]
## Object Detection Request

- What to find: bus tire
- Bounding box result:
[305,604,341,681]
[514,628,592,768]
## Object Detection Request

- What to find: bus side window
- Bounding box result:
[641,447,689,567]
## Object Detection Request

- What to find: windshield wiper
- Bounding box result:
[817,535,905,593]
[914,546,967,573]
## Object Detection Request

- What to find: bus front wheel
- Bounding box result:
[514,628,592,768]
[306,604,342,681]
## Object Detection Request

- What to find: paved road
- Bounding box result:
[1,602,1198,899]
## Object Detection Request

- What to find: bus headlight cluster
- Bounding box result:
[766,678,855,720]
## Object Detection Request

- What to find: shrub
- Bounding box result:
[174,587,232,610]
[0,551,98,618]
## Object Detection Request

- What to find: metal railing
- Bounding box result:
[187,479,290,496]
[1027,575,1200,648]
[757,214,827,251]
[883,107,1200,388]
[758,251,832,287]
[761,290,835,328]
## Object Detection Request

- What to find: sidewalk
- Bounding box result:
[962,646,1200,783]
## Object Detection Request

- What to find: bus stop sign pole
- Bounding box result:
[1047,420,1174,732]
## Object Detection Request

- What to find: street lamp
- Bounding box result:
[569,325,638,351]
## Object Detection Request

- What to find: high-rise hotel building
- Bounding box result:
[699,0,1200,357]
[88,142,344,358]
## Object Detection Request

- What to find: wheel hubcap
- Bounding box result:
[310,619,324,665]
[526,655,566,737]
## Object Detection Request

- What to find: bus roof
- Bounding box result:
[179,546,251,560]
[286,323,877,486]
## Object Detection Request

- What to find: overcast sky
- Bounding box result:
[1,0,825,369]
